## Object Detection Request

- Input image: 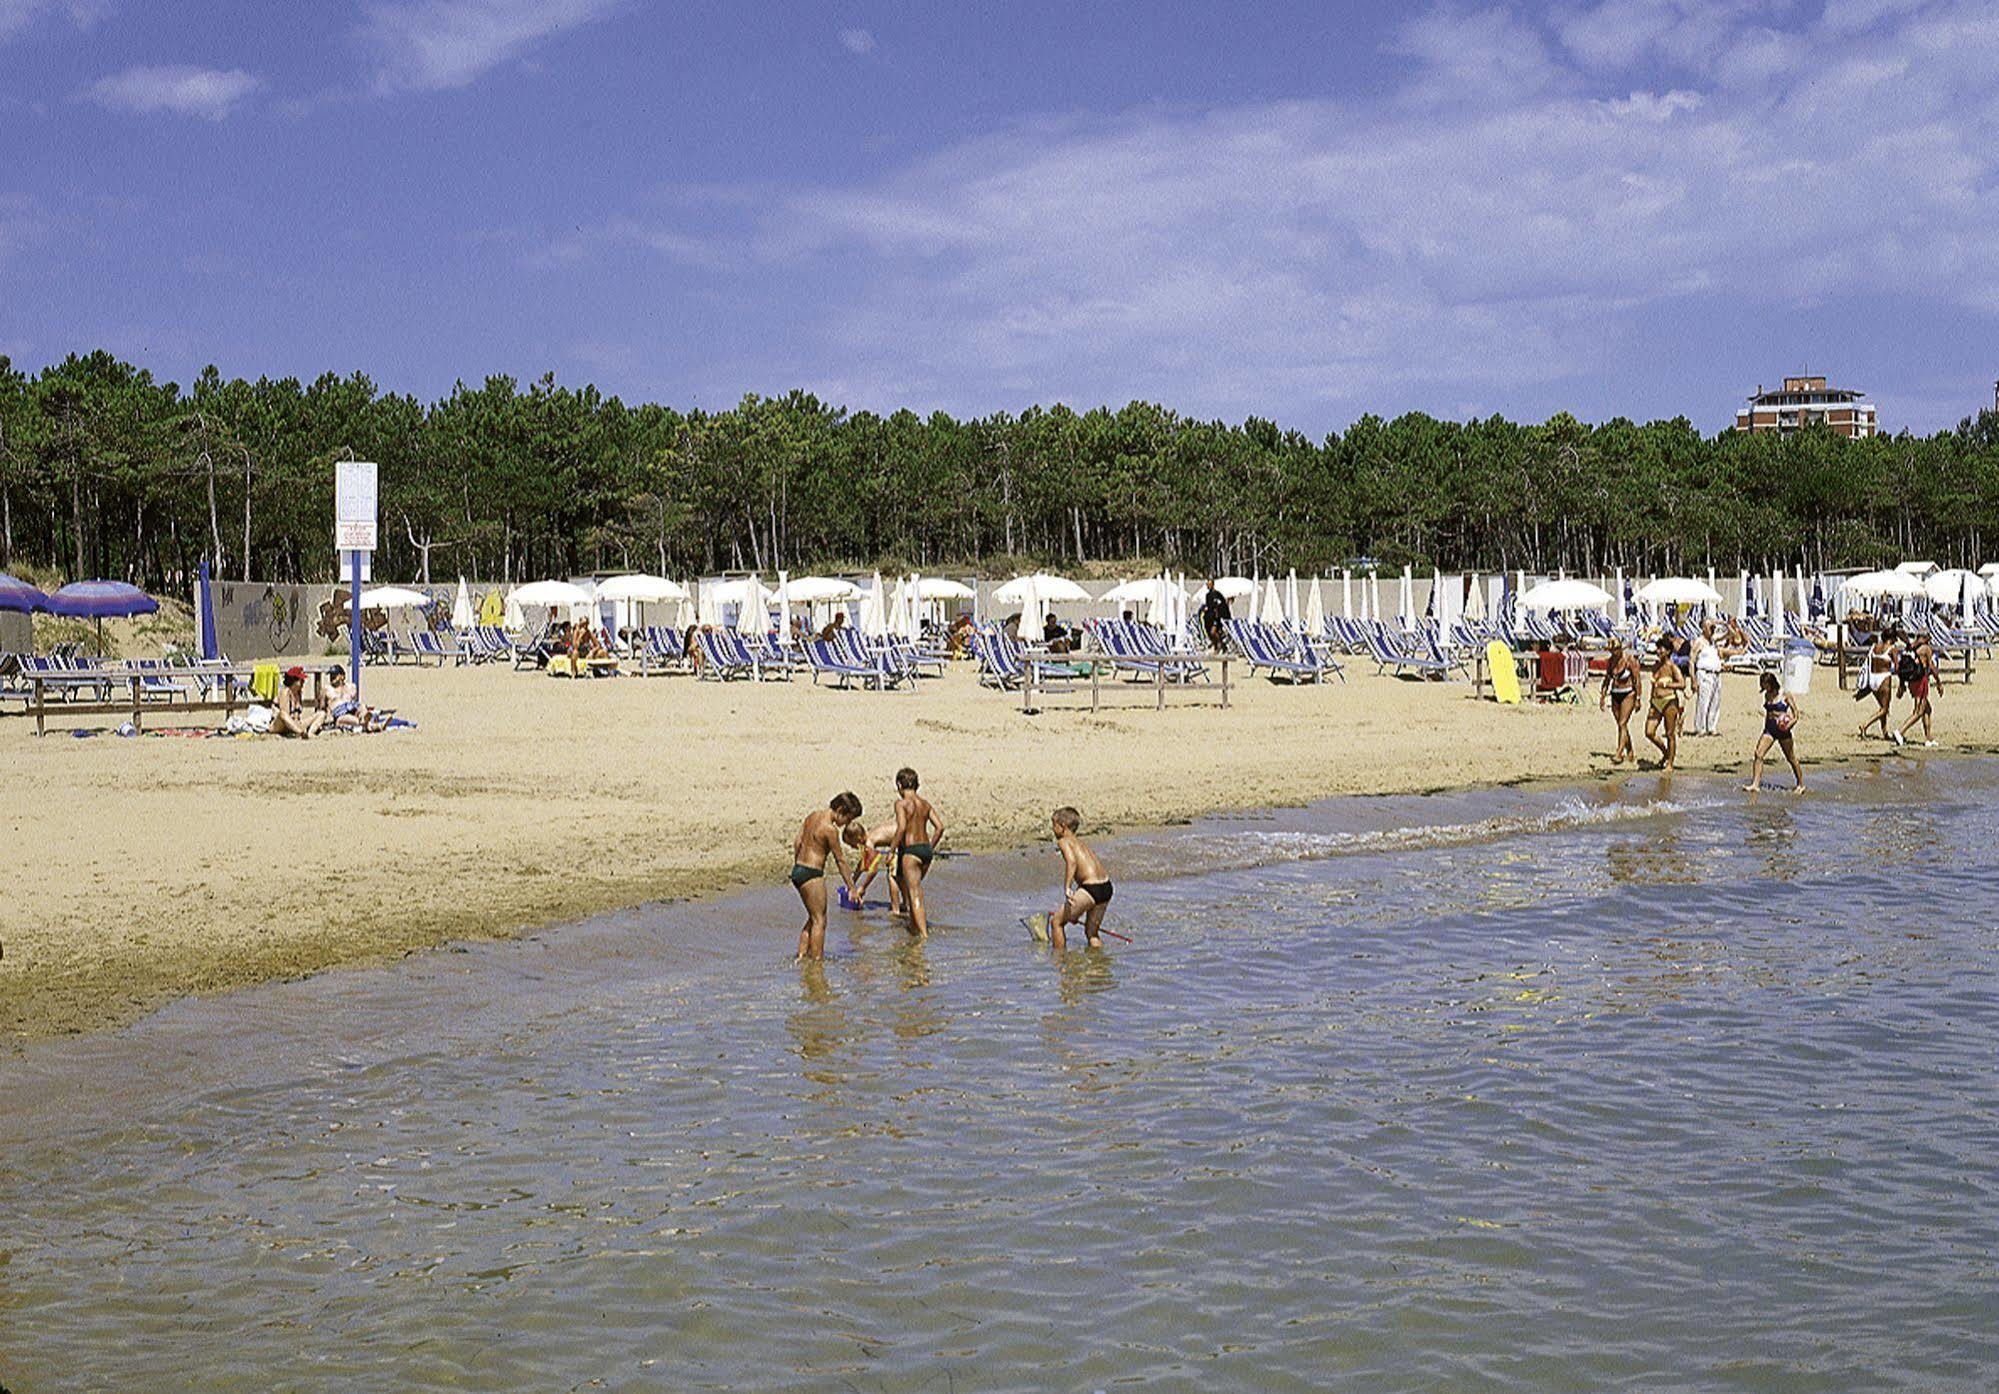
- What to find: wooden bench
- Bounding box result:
[24,666,325,736]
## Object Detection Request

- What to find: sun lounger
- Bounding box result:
[1362,625,1457,679]
[409,629,461,667]
[1225,618,1334,683]
[804,637,905,689]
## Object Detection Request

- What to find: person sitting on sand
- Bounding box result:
[1600,638,1641,764]
[322,665,383,732]
[1049,805,1112,951]
[271,666,325,739]
[1644,637,1686,770]
[1744,672,1805,794]
[893,767,946,939]
[791,792,862,962]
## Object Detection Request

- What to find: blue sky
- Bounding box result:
[3,0,1996,435]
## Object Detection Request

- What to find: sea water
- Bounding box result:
[3,760,1997,1391]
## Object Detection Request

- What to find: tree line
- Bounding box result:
[2,350,1995,593]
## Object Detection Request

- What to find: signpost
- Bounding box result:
[336,461,379,699]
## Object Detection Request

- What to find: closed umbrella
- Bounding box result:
[451,577,474,630]
[861,571,888,638]
[1304,577,1325,636]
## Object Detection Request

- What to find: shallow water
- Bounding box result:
[4,761,1999,1391]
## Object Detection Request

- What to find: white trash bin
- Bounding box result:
[1782,642,1813,695]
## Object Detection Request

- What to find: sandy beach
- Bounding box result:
[5,660,1993,1042]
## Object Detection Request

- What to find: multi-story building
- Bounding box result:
[1733,375,1877,437]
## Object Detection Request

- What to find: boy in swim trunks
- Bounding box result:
[892,767,946,938]
[1049,805,1112,951]
[791,792,862,961]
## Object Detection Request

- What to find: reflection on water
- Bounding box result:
[4,762,1999,1391]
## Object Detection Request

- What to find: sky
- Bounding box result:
[2,0,1996,436]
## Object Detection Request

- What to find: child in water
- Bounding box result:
[1049,805,1113,950]
[843,819,902,913]
[1743,672,1805,794]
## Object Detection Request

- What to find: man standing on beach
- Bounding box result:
[791,793,862,961]
[1200,579,1231,651]
[892,768,945,939]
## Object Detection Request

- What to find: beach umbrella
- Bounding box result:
[1844,569,1924,600]
[1286,570,1301,628]
[451,577,474,630]
[44,578,159,654]
[196,558,218,659]
[1398,566,1413,629]
[1304,576,1325,636]
[887,574,913,640]
[787,576,863,604]
[1923,568,1986,607]
[1464,571,1484,623]
[595,574,689,604]
[992,573,1090,605]
[1519,578,1612,612]
[1341,570,1353,618]
[1261,574,1282,626]
[1897,560,1938,575]
[1099,578,1151,606]
[1210,576,1258,601]
[861,570,888,638]
[358,586,433,609]
[509,580,595,628]
[1635,577,1724,607]
[0,571,50,614]
[914,577,975,602]
[1980,563,1999,578]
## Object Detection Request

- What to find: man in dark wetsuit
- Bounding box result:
[1200,579,1231,651]
[791,792,862,961]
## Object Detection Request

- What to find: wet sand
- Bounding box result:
[5,659,1993,1041]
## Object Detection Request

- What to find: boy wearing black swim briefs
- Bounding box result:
[791,792,862,961]
[1050,805,1113,951]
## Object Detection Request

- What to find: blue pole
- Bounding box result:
[349,550,362,701]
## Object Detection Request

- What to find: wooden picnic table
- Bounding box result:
[25,664,325,737]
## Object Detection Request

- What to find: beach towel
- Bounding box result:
[250,663,280,701]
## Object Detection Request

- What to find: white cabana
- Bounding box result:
[1520,578,1613,612]
[451,577,474,630]
[1634,577,1724,607]
[358,586,433,610]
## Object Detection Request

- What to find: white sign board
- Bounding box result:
[335,460,379,552]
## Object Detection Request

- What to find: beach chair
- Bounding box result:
[1226,619,1329,683]
[409,629,459,667]
[804,637,901,689]
[696,629,756,680]
[1362,626,1455,679]
[736,630,801,680]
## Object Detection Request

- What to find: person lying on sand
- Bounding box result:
[893,767,945,938]
[1049,805,1112,951]
[271,666,325,739]
[791,792,861,962]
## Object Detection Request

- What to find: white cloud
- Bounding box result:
[0,0,107,43]
[558,0,1999,418]
[359,0,623,92]
[84,65,261,120]
[839,27,875,55]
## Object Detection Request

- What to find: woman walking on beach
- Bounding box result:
[1896,633,1939,747]
[1857,627,1897,740]
[1644,637,1686,770]
[1744,672,1805,793]
[1600,639,1641,763]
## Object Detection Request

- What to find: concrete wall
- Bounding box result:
[0,610,29,654]
[200,579,478,660]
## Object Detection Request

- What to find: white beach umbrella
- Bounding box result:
[509,579,594,615]
[1341,570,1354,618]
[595,574,690,604]
[1979,563,1999,578]
[1924,568,1986,608]
[1897,560,1938,575]
[992,573,1090,605]
[1635,577,1724,607]
[358,586,433,610]
[1520,578,1612,612]
[1304,576,1325,636]
[787,576,863,604]
[1399,565,1413,629]
[451,576,474,630]
[887,574,910,638]
[1465,572,1484,623]
[915,577,975,602]
[859,571,888,637]
[1100,578,1150,605]
[1286,570,1301,627]
[1261,574,1282,625]
[1845,569,1924,600]
[1210,576,1257,601]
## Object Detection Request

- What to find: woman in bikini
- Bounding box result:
[1599,638,1641,764]
[1643,636,1686,771]
[1857,627,1897,740]
[1744,671,1804,793]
